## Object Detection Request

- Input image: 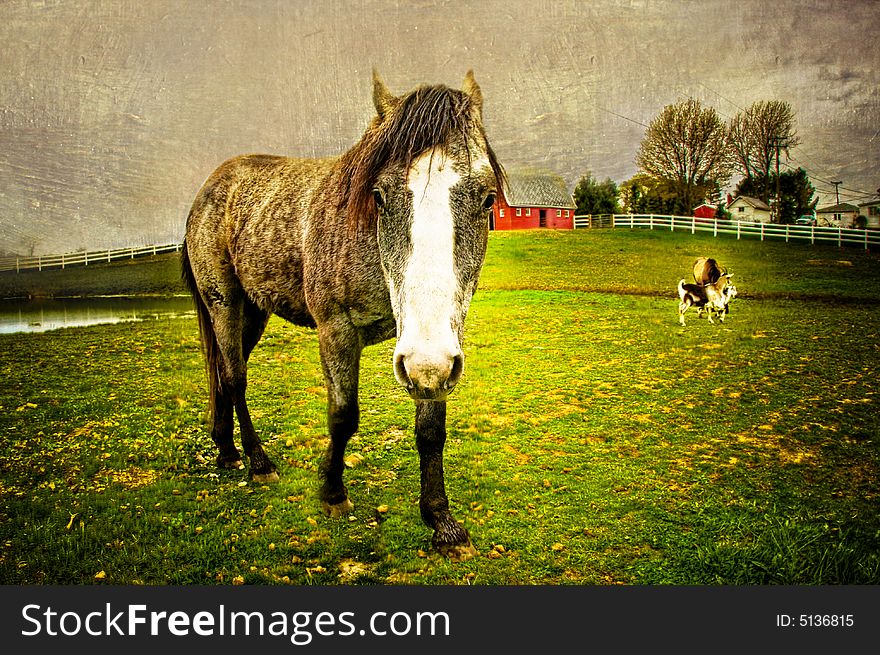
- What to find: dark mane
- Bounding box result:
[337,83,504,230]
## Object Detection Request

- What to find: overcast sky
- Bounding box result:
[1,0,878,255]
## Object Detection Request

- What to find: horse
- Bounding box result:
[181,70,504,559]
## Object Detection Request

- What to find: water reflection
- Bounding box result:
[0,296,195,334]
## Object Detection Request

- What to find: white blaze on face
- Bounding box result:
[393,148,464,398]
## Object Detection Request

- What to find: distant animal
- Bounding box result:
[678,279,737,326]
[181,70,504,559]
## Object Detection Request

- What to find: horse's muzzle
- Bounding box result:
[393,348,464,401]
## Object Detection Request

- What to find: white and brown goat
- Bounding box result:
[678,257,736,325]
[678,279,737,325]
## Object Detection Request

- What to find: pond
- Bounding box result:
[0,296,195,334]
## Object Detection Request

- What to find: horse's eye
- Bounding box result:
[482,192,496,211]
[372,188,385,209]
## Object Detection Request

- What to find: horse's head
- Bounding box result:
[368,71,502,401]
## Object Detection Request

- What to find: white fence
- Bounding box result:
[4,214,878,273]
[0,243,182,273]
[573,214,880,250]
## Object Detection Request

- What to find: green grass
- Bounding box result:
[1,229,879,584]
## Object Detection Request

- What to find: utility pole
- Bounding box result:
[773,137,781,223]
[831,180,842,206]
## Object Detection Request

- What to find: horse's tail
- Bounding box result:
[181,240,223,421]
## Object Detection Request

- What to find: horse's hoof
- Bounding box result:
[436,541,478,561]
[321,498,354,518]
[218,458,244,470]
[251,470,280,483]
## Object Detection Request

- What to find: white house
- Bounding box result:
[858,199,880,228]
[727,196,771,223]
[816,203,860,228]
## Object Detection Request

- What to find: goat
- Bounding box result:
[678,279,737,326]
[693,257,733,291]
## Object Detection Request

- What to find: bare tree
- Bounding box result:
[635,99,732,215]
[728,100,801,199]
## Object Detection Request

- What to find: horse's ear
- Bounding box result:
[462,70,483,116]
[372,68,395,120]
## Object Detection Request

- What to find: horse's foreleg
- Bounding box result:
[416,400,476,560]
[317,325,361,517]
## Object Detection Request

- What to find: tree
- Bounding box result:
[573,172,620,215]
[728,100,801,202]
[619,173,677,215]
[635,99,732,215]
[735,167,816,224]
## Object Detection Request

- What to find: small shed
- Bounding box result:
[492,168,577,230]
[816,203,860,228]
[693,203,717,219]
[727,196,772,223]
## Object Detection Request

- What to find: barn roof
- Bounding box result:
[501,168,576,209]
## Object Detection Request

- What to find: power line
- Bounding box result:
[593,105,649,129]
[692,80,879,203]
[781,160,877,200]
[695,81,747,114]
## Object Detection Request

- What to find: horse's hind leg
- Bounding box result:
[211,384,242,470]
[316,323,361,517]
[238,300,277,482]
[415,400,476,560]
[211,297,278,482]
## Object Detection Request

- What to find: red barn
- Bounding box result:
[491,168,577,230]
[693,203,717,219]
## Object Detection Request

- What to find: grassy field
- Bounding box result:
[1,228,879,584]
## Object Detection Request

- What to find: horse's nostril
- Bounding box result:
[394,352,412,388]
[394,347,463,398]
[448,353,464,388]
